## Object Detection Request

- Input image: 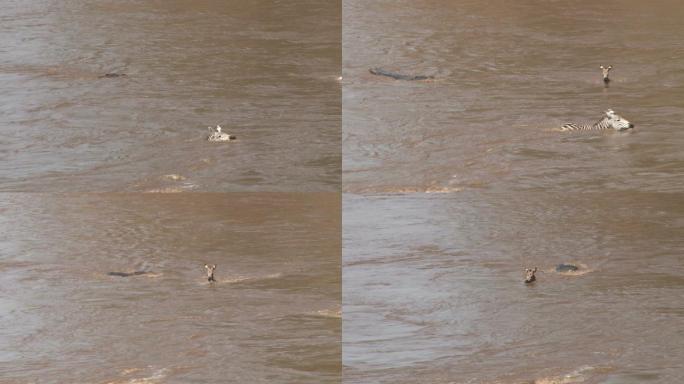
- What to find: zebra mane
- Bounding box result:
[593,115,610,126]
[591,109,616,127]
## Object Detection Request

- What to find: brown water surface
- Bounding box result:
[1,0,341,191]
[0,193,341,383]
[343,1,684,382]
[343,192,684,383]
[343,0,684,194]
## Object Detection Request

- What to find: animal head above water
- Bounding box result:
[603,109,634,130]
[600,65,612,82]
[205,264,216,281]
[524,267,537,283]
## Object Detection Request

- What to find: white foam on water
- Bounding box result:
[314,308,342,318]
[201,272,284,285]
[106,367,168,384]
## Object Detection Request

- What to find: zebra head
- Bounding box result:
[600,65,612,82]
[524,267,537,284]
[205,264,216,282]
[603,109,634,131]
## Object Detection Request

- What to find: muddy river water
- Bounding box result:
[4,0,684,382]
[0,0,340,192]
[0,193,340,383]
[343,1,684,383]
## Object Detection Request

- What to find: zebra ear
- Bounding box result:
[605,109,614,116]
[600,65,604,69]
[608,65,612,69]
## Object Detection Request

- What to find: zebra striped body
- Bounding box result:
[560,119,615,132]
[560,109,634,132]
[207,125,236,142]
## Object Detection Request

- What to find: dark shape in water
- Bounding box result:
[556,264,579,272]
[100,73,127,78]
[369,67,434,81]
[107,271,148,277]
[524,267,537,284]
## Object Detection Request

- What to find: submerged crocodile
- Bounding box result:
[369,67,434,81]
[107,271,149,277]
[556,264,579,272]
[99,73,127,78]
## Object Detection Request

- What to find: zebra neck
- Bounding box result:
[590,117,611,130]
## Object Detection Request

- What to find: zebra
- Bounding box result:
[205,264,216,282]
[207,125,236,142]
[559,109,634,132]
[524,267,538,284]
[600,65,612,83]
